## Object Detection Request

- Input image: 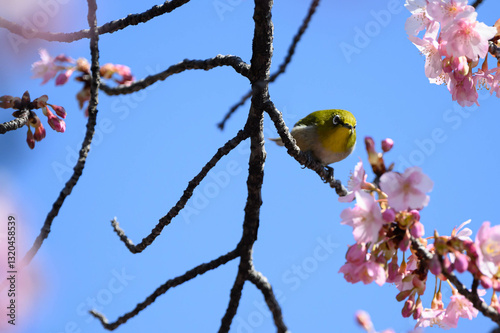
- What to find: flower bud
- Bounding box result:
[26,127,35,149]
[55,72,70,86]
[34,124,46,142]
[413,297,423,320]
[386,259,400,283]
[346,244,366,264]
[429,255,442,276]
[355,310,373,332]
[454,252,468,273]
[409,209,420,221]
[480,275,493,289]
[396,289,413,302]
[442,56,453,73]
[50,104,67,119]
[453,56,469,76]
[410,221,425,238]
[443,256,454,274]
[381,138,394,152]
[382,208,396,223]
[76,58,90,73]
[401,297,414,318]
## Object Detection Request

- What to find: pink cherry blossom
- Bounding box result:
[409,21,444,79]
[358,260,386,286]
[31,49,61,84]
[475,221,500,278]
[426,0,473,27]
[340,191,386,244]
[339,161,367,203]
[339,255,386,286]
[442,289,479,328]
[415,308,449,329]
[485,68,500,96]
[447,71,478,106]
[405,0,432,36]
[441,11,497,61]
[114,64,134,85]
[379,166,433,211]
[452,219,473,241]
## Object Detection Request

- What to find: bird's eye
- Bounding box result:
[332,115,341,125]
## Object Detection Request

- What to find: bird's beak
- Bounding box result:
[342,123,353,130]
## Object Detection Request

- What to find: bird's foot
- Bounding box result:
[322,166,334,183]
[301,150,316,170]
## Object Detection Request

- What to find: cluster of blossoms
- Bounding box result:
[405,0,500,106]
[339,136,500,329]
[31,49,134,116]
[0,91,66,149]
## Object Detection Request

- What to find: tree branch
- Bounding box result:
[91,248,240,330]
[218,0,276,331]
[217,0,321,130]
[110,129,249,253]
[0,110,28,134]
[248,269,289,333]
[0,0,191,43]
[21,0,101,267]
[218,264,247,333]
[264,100,347,195]
[100,55,250,96]
[472,0,485,8]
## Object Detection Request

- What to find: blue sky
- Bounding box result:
[1,0,500,332]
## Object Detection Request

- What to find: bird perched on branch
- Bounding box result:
[270,109,356,178]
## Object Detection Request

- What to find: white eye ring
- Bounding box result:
[332,115,341,125]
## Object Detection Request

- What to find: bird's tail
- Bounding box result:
[269,137,284,146]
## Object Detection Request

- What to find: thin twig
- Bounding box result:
[101,55,250,96]
[472,0,485,8]
[264,100,347,195]
[410,236,500,325]
[218,266,247,333]
[0,110,28,134]
[110,129,249,253]
[0,0,191,43]
[217,0,321,130]
[248,269,289,333]
[21,0,101,267]
[91,248,240,330]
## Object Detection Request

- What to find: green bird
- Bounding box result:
[271,109,357,167]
